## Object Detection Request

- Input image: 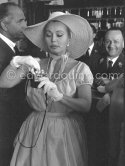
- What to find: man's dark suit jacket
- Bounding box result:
[77,42,102,76]
[0,38,30,165]
[95,52,124,80]
[94,52,124,166]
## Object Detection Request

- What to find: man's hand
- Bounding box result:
[97,85,106,93]
[95,77,110,86]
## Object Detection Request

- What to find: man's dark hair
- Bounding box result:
[90,24,97,34]
[0,2,20,21]
[105,27,124,38]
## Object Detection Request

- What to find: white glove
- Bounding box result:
[38,77,63,101]
[10,56,40,72]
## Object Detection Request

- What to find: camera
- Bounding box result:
[30,70,47,88]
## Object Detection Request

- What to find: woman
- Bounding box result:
[1,12,93,166]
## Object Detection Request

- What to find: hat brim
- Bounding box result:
[23,14,92,59]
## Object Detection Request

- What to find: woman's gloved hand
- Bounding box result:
[38,77,63,101]
[10,56,41,72]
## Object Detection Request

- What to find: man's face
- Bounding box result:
[104,30,124,58]
[4,6,27,42]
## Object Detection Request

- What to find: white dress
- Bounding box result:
[10,57,93,166]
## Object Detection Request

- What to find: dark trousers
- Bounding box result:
[0,99,31,166]
[118,119,125,166]
[108,88,124,166]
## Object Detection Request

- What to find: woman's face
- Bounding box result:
[44,21,70,56]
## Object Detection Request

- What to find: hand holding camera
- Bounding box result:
[37,77,63,102]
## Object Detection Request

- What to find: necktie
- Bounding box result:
[107,60,113,72]
[14,45,20,55]
[85,48,90,59]
[107,60,113,79]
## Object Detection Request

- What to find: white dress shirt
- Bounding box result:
[0,33,16,52]
[88,42,94,56]
[107,56,119,67]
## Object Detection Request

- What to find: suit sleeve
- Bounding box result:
[105,74,124,92]
[0,48,12,75]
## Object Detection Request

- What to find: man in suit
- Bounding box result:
[0,2,28,165]
[95,27,124,166]
[77,24,102,76]
[95,27,124,83]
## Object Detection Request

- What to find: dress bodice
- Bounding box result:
[26,58,93,112]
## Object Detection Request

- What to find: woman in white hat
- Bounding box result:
[7,12,93,166]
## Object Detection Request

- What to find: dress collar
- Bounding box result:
[48,53,69,78]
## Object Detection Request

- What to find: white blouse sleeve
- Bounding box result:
[75,62,93,87]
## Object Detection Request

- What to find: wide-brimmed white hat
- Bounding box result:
[23,12,93,59]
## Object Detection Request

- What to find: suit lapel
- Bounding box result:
[111,54,124,74]
[99,57,108,72]
[0,38,15,58]
[0,38,15,73]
